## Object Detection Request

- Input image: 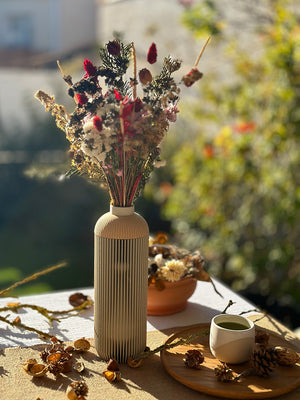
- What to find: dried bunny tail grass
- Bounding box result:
[34,90,70,131]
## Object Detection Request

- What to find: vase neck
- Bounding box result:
[110,205,134,216]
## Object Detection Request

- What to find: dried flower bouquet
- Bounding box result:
[35,39,208,207]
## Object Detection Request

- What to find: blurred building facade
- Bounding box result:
[0,0,97,54]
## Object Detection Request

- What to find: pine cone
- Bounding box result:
[184,349,204,369]
[274,346,300,366]
[214,363,235,382]
[250,347,278,377]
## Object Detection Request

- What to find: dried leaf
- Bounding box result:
[6,302,20,307]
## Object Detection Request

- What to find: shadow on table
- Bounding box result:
[147,301,220,333]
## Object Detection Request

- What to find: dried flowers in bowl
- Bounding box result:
[147,233,218,316]
[35,38,209,206]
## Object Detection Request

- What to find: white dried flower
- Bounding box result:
[154,254,165,268]
[160,259,187,282]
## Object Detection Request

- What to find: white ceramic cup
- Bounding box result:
[209,314,255,364]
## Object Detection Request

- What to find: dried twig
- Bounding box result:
[132,330,209,363]
[0,262,67,297]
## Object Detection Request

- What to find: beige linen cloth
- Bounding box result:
[1,315,299,400]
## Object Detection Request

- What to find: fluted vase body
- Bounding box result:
[94,205,149,363]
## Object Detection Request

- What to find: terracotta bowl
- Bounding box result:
[147,277,197,316]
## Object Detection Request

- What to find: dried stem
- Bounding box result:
[0,262,67,297]
[222,299,236,313]
[0,315,53,339]
[1,300,93,328]
[194,36,211,68]
[132,330,209,362]
[131,42,137,100]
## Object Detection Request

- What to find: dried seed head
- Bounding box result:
[274,346,300,366]
[107,358,120,371]
[107,40,121,56]
[139,68,152,85]
[103,370,122,382]
[69,292,92,308]
[73,338,91,352]
[182,68,203,87]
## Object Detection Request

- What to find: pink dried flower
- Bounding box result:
[147,43,157,64]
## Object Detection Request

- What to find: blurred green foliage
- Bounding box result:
[150,0,300,311]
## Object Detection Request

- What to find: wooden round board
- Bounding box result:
[160,323,300,399]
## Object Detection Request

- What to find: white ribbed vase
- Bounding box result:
[94,205,149,363]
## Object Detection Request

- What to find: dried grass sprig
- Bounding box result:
[0,262,67,297]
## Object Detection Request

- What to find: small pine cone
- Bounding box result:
[255,329,270,347]
[274,346,300,366]
[214,363,235,382]
[184,349,204,369]
[250,347,278,377]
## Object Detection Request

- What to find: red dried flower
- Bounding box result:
[182,68,203,87]
[84,59,97,77]
[93,116,103,132]
[76,93,88,105]
[107,40,121,56]
[114,89,122,101]
[147,43,157,64]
